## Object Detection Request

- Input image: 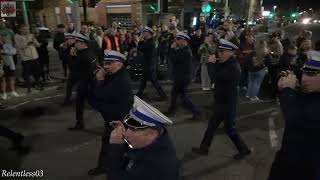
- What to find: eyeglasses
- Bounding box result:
[103,61,114,66]
[123,114,149,131]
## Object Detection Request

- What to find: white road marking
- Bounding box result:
[238,108,277,120]
[34,94,63,101]
[268,111,280,149]
[6,101,31,110]
[63,137,100,153]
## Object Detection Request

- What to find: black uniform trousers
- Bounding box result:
[200,100,249,153]
[97,122,113,168]
[75,81,89,126]
[65,74,76,102]
[267,64,280,99]
[0,125,21,143]
[137,66,166,98]
[268,127,320,180]
[169,82,199,115]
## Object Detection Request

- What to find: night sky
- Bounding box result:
[263,0,320,11]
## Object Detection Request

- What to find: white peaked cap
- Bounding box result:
[129,96,173,127]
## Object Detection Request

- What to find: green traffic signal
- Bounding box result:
[67,0,74,4]
[201,4,212,13]
[291,13,298,18]
[149,5,157,11]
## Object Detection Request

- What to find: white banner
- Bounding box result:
[1,1,16,17]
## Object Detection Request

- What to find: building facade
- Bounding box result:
[38,0,143,31]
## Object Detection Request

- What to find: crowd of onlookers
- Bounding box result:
[1,16,320,109]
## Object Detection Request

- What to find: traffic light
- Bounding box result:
[268,13,274,19]
[201,3,212,14]
[291,12,298,18]
[148,0,160,13]
[67,0,76,4]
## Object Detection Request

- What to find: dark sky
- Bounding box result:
[263,0,319,11]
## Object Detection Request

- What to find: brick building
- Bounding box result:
[38,0,143,31]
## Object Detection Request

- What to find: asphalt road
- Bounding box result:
[2,23,319,180]
[0,81,284,180]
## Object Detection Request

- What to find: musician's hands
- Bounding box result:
[96,65,106,81]
[278,71,298,90]
[109,121,126,144]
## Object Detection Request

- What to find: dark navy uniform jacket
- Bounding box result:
[138,38,157,70]
[170,46,193,86]
[208,56,241,110]
[269,88,320,180]
[73,48,96,83]
[107,131,180,180]
[89,67,133,122]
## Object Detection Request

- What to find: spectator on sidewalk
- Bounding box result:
[238,31,255,90]
[102,28,121,52]
[53,24,67,77]
[67,22,75,33]
[190,28,205,82]
[267,32,283,99]
[95,27,104,49]
[198,33,217,90]
[35,27,50,82]
[0,55,4,108]
[0,35,19,100]
[14,24,43,93]
[80,24,100,57]
[246,51,267,101]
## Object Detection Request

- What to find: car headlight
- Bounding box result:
[302,18,311,24]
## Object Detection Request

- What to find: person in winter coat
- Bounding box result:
[0,35,19,100]
[198,33,217,90]
[246,52,268,101]
[14,24,42,93]
[36,28,50,82]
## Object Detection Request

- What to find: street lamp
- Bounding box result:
[273,5,277,12]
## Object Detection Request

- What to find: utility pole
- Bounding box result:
[224,0,229,20]
[72,0,81,31]
[82,0,88,23]
[21,0,29,26]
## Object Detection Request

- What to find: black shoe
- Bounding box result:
[191,147,209,156]
[88,166,106,176]
[233,149,251,160]
[68,124,84,131]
